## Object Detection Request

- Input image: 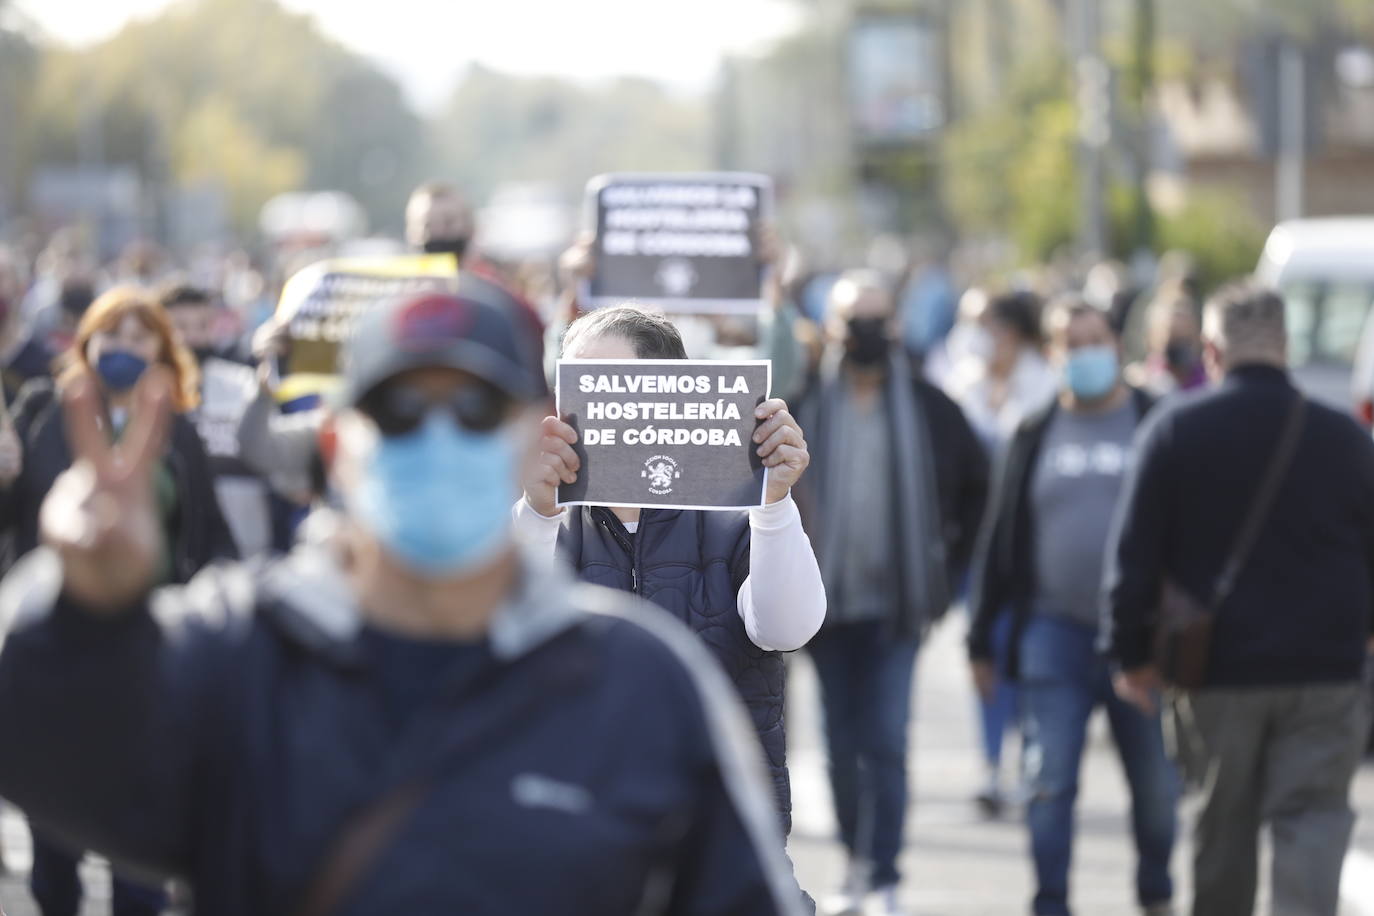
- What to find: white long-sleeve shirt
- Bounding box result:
[512,495,826,652]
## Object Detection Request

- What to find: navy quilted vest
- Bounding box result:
[557,506,791,830]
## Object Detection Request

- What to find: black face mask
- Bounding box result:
[423,237,469,260]
[60,284,95,320]
[1164,339,1198,371]
[846,317,891,366]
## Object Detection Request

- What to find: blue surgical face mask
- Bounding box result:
[1064,345,1119,400]
[352,411,518,577]
[95,351,149,392]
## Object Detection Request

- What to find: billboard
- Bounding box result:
[848,14,945,144]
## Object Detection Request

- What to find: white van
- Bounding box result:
[1255,218,1374,417]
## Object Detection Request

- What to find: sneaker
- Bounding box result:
[822,861,869,916]
[866,884,908,916]
[821,890,864,916]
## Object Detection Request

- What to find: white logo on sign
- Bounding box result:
[655,258,698,297]
[642,455,681,495]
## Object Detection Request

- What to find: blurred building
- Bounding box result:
[1152,37,1374,227]
[29,166,144,260]
[715,0,952,264]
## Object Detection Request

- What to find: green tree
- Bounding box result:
[17,0,424,235]
[943,57,1079,262]
[174,98,305,229]
[430,65,710,204]
[0,0,38,223]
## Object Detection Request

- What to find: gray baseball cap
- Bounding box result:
[336,273,547,407]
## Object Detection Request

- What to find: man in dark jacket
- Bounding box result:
[406,180,545,363]
[0,248,49,581]
[791,270,988,916]
[1106,281,1374,916]
[0,247,51,408]
[0,284,806,916]
[161,283,274,558]
[968,297,1177,916]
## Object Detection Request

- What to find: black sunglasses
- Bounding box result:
[359,380,513,437]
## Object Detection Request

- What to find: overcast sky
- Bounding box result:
[18,0,803,112]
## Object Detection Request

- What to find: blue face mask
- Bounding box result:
[1064,345,1119,400]
[353,411,517,577]
[95,351,149,392]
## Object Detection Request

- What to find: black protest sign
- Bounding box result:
[557,360,771,510]
[192,357,258,473]
[583,172,772,314]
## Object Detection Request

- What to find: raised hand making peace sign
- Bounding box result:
[40,367,172,612]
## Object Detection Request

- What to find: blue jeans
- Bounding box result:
[808,620,919,889]
[30,831,166,916]
[1019,614,1179,916]
[978,609,1020,771]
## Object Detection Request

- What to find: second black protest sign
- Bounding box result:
[556,359,771,510]
[583,172,772,314]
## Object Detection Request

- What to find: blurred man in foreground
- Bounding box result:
[0,281,804,915]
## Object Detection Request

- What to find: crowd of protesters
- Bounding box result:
[0,177,1368,916]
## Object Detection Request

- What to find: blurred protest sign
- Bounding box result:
[556,359,770,510]
[192,356,273,556]
[582,173,772,314]
[273,254,457,400]
[193,357,259,468]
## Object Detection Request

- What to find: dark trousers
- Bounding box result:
[30,831,165,916]
[1184,683,1369,916]
[808,619,919,889]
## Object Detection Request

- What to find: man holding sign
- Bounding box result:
[516,306,826,839]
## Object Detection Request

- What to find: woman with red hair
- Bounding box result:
[0,286,235,916]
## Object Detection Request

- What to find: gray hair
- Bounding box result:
[1203,280,1286,364]
[408,179,461,203]
[561,305,688,360]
